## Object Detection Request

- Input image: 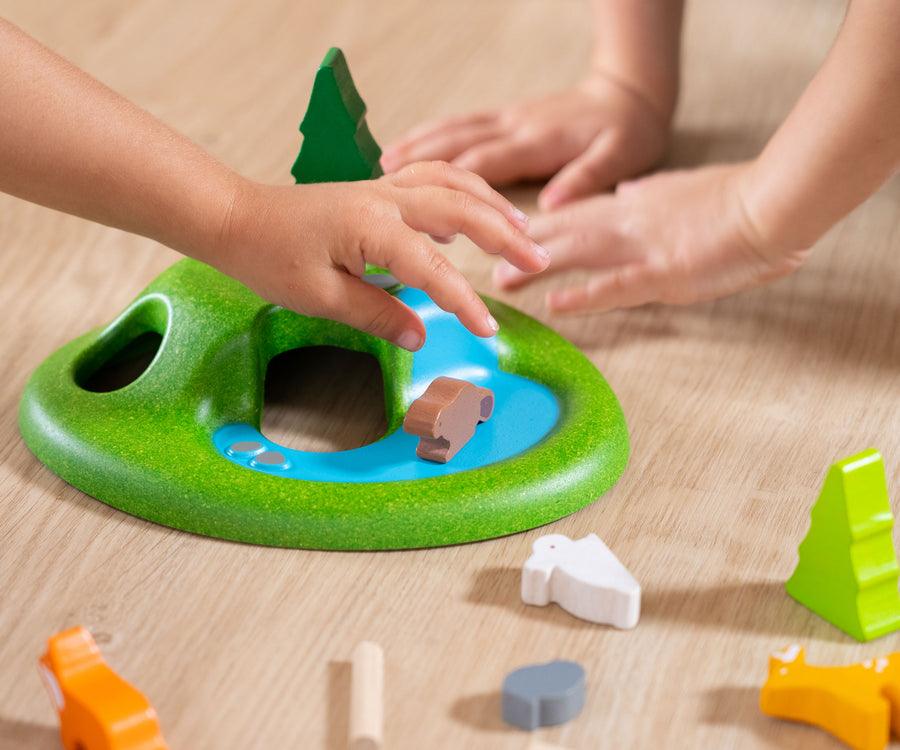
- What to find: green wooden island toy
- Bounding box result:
[17,49,629,550]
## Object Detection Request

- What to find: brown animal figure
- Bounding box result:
[403,377,494,463]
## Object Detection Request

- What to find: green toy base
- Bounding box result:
[19,260,628,549]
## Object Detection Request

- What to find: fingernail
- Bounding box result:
[510,206,530,227]
[486,314,500,335]
[396,329,424,351]
[533,242,550,261]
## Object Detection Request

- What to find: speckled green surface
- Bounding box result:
[19,259,628,549]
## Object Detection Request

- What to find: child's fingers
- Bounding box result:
[492,235,602,290]
[381,114,499,172]
[538,132,623,210]
[529,201,637,268]
[452,138,553,186]
[546,265,659,313]
[362,223,499,338]
[527,229,634,273]
[319,274,428,351]
[397,184,549,273]
[388,160,531,232]
[492,261,533,290]
[395,111,497,144]
[384,123,502,173]
[493,200,641,290]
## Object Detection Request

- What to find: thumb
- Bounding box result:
[321,274,428,351]
[538,132,623,211]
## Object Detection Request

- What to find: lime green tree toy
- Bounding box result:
[18,49,629,550]
[786,449,900,641]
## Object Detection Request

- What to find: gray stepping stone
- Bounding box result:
[501,660,585,730]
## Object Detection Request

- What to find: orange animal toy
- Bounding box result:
[760,644,900,750]
[38,626,168,750]
[402,376,494,463]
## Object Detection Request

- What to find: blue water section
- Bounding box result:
[213,287,559,482]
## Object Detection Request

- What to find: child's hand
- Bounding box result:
[381,73,668,212]
[215,161,549,351]
[492,163,811,312]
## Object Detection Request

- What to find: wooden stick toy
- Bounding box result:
[528,739,574,750]
[350,641,384,750]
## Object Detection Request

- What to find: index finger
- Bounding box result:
[387,160,531,231]
[361,222,499,338]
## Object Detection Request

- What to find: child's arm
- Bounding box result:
[0,19,548,351]
[494,0,900,312]
[381,0,685,210]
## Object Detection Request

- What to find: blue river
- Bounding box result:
[213,286,559,482]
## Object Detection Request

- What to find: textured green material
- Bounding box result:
[786,449,900,641]
[19,259,629,549]
[291,47,383,184]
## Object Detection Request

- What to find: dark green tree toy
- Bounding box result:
[291,47,383,183]
[18,49,629,549]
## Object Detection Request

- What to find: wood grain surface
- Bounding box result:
[3,1,899,748]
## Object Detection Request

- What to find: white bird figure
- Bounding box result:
[522,533,641,628]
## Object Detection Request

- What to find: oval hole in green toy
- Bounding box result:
[73,296,168,393]
[76,331,162,393]
[19,259,629,550]
[261,346,387,453]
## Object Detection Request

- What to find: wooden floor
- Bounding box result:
[3,0,899,748]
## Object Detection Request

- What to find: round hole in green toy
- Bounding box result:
[19,259,629,550]
[73,297,168,393]
[261,346,387,453]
